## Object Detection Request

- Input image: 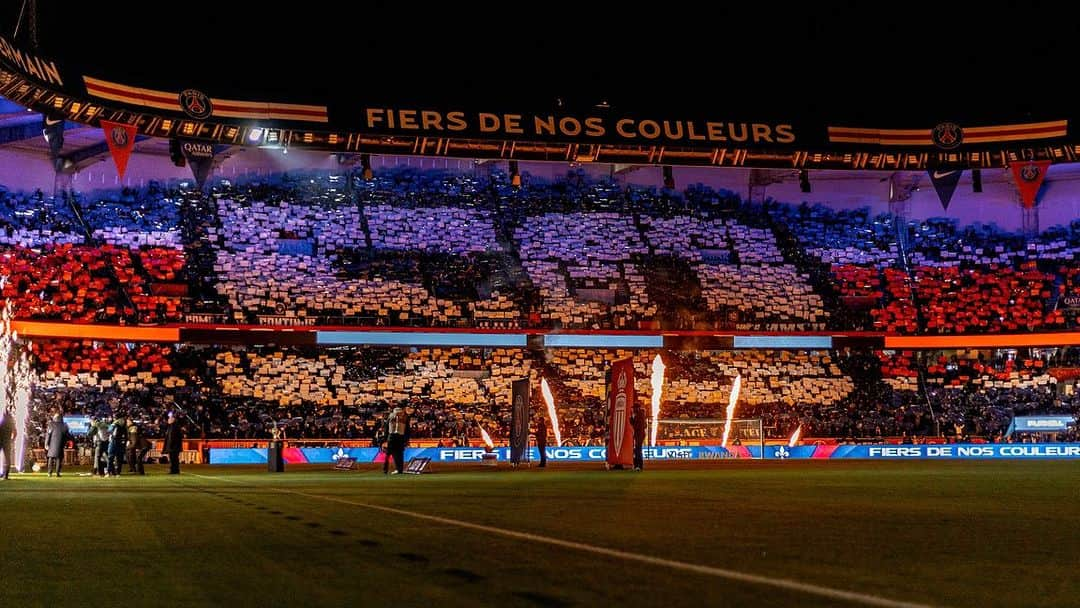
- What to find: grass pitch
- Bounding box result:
[0,460,1076,607]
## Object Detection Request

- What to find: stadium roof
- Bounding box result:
[4,2,1080,172]
[8,1,1080,125]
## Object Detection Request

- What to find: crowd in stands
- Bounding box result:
[4,166,1080,448]
[5,169,1080,334]
[22,340,1078,446]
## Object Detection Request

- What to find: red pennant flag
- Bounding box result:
[1010,160,1051,208]
[99,120,137,179]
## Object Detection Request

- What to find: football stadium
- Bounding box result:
[0,4,1078,607]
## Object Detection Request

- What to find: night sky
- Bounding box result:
[4,1,1079,125]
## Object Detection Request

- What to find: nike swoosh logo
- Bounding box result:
[44,117,62,126]
[932,170,959,179]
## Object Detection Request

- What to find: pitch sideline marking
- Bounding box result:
[186,473,936,608]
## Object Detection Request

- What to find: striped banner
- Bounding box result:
[828,120,1068,146]
[84,76,178,111]
[83,76,328,123]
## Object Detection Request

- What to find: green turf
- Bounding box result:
[0,461,1077,607]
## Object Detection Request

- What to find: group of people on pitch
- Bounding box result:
[83,413,154,477]
[35,410,185,478]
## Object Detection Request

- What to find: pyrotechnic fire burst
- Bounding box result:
[540,378,562,447]
[1,301,34,473]
[478,424,495,449]
[788,425,803,448]
[720,374,741,448]
[649,354,665,446]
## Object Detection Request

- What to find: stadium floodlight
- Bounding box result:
[361,154,373,181]
[509,160,521,187]
[168,138,185,168]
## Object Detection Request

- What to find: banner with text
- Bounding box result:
[606,358,636,468]
[209,443,1080,464]
[1004,415,1075,436]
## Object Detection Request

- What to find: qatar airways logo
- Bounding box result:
[182,142,214,159]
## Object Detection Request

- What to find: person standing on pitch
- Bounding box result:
[533,412,548,468]
[383,406,408,475]
[630,404,647,471]
[107,413,128,477]
[127,420,149,475]
[90,415,112,477]
[163,413,184,475]
[45,413,71,477]
[0,406,14,480]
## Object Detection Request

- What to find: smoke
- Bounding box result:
[1,301,35,473]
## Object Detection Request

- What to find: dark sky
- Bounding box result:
[6,1,1079,124]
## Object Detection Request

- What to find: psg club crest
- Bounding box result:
[1020,163,1041,182]
[612,371,628,457]
[931,122,963,150]
[179,89,213,119]
[109,126,129,148]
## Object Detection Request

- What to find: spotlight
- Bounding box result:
[972,169,982,193]
[361,153,373,181]
[799,169,811,193]
[509,160,521,187]
[248,128,263,143]
[168,138,185,168]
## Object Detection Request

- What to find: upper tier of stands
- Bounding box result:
[4,168,1080,333]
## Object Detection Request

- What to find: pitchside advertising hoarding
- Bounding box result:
[209,443,1080,464]
[1005,415,1075,434]
[65,415,92,435]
